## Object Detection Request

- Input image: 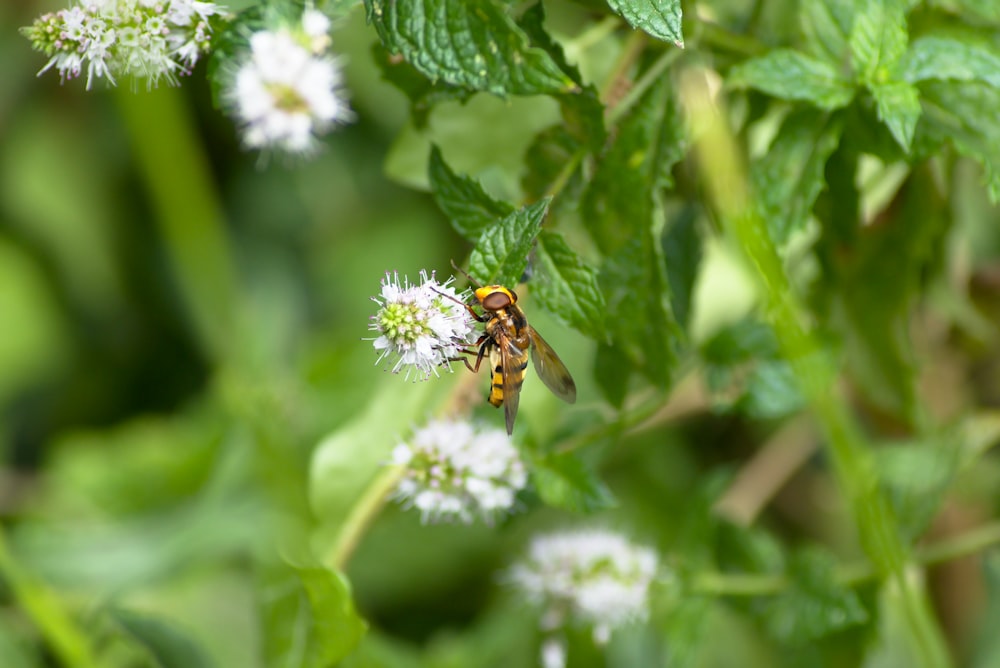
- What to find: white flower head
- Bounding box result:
[390,419,527,524]
[369,270,477,381]
[508,529,659,646]
[224,7,351,155]
[22,0,227,89]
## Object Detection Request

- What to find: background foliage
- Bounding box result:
[3,0,1000,666]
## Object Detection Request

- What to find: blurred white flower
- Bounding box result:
[22,0,225,89]
[225,7,350,154]
[369,271,476,380]
[508,529,659,647]
[390,419,527,524]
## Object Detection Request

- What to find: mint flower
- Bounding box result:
[22,0,226,89]
[225,7,351,154]
[508,529,659,653]
[369,270,476,380]
[390,419,527,524]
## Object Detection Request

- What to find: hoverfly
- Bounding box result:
[447,263,576,434]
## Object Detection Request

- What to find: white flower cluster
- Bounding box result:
[227,8,351,154]
[390,419,527,524]
[370,270,477,381]
[22,0,225,89]
[508,529,659,653]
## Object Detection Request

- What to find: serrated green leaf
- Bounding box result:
[364,0,576,96]
[428,146,514,242]
[260,563,366,668]
[766,550,868,643]
[661,207,702,332]
[728,50,855,110]
[919,80,1000,201]
[371,43,471,128]
[800,0,854,64]
[111,608,215,668]
[902,36,1000,88]
[607,0,684,46]
[530,451,616,512]
[469,198,551,286]
[753,108,844,244]
[848,0,909,83]
[531,231,606,340]
[870,80,921,151]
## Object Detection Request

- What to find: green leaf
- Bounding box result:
[875,441,956,542]
[870,80,921,151]
[728,50,855,110]
[259,563,367,668]
[110,608,215,668]
[660,207,702,332]
[469,198,551,286]
[371,43,471,128]
[738,361,806,419]
[593,342,631,408]
[901,36,1000,88]
[918,80,1000,201]
[799,0,854,64]
[531,231,606,340]
[427,146,514,242]
[848,0,909,83]
[364,0,577,96]
[752,108,844,244]
[766,549,868,643]
[606,0,684,47]
[530,451,616,512]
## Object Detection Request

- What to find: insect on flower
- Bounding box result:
[444,261,576,435]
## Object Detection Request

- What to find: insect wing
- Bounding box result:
[528,327,577,403]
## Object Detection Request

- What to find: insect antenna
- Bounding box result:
[450,259,483,288]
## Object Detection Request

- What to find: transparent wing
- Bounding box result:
[528,327,577,404]
[498,335,521,435]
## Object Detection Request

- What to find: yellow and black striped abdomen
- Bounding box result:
[487,344,528,407]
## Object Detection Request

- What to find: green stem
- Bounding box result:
[680,67,951,668]
[325,465,406,570]
[113,87,240,364]
[606,47,683,125]
[0,525,101,668]
[690,520,1000,596]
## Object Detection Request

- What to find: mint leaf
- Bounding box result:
[870,80,921,151]
[800,0,853,63]
[607,0,684,47]
[259,564,367,668]
[902,36,1000,88]
[875,442,956,542]
[848,0,908,83]
[753,108,844,244]
[469,198,551,286]
[532,231,606,340]
[111,608,215,668]
[661,207,702,332]
[428,146,514,242]
[919,80,1000,201]
[364,0,576,96]
[531,451,616,513]
[594,343,631,408]
[728,50,855,110]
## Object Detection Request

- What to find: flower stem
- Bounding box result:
[0,525,101,668]
[325,465,406,571]
[113,86,240,365]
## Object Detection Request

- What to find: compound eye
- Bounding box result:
[482,291,512,310]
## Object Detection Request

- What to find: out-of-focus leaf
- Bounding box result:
[918,80,1000,201]
[655,590,712,668]
[728,50,855,110]
[531,231,606,340]
[970,552,1000,668]
[0,619,35,668]
[428,145,514,242]
[752,108,844,244]
[259,563,366,668]
[870,80,921,151]
[530,451,616,512]
[110,608,215,668]
[363,0,576,96]
[469,198,551,287]
[766,549,868,643]
[901,36,1000,88]
[864,578,947,668]
[606,0,684,46]
[593,342,632,408]
[848,0,909,83]
[371,43,471,128]
[661,207,702,332]
[800,0,854,63]
[874,441,956,542]
[520,125,584,205]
